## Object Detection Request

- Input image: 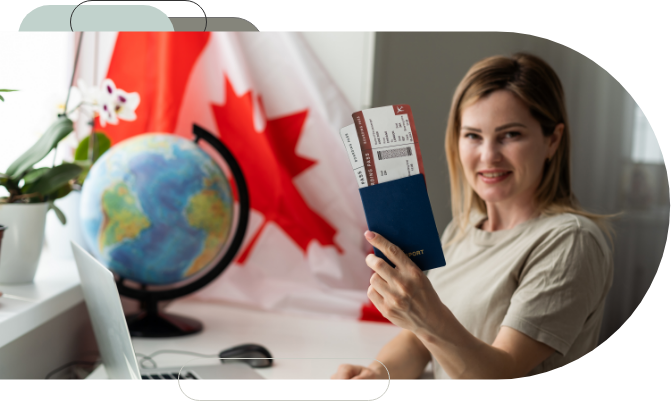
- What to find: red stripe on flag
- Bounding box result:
[100,32,211,144]
[359,300,391,324]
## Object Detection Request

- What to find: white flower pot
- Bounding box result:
[44,190,90,259]
[0,202,49,284]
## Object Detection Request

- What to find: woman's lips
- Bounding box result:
[477,171,512,184]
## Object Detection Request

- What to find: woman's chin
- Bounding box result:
[475,190,514,205]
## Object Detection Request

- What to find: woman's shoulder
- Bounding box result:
[440,211,486,247]
[535,212,603,234]
[531,213,611,258]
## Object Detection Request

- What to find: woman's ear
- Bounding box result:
[547,123,565,160]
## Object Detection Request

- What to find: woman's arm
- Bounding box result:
[331,329,431,379]
[371,329,432,378]
[415,308,554,379]
[364,230,554,379]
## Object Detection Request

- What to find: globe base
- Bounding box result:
[126,308,203,338]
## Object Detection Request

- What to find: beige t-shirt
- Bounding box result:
[426,212,613,379]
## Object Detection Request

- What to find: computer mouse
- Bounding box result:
[219,343,273,368]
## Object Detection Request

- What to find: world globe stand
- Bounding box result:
[124,291,203,337]
[115,124,250,337]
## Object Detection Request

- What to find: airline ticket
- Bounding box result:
[339,104,424,187]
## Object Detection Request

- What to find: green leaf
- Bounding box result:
[48,200,67,225]
[27,163,82,197]
[22,167,50,185]
[73,160,92,184]
[5,116,74,180]
[49,183,72,201]
[74,132,112,161]
[0,89,18,102]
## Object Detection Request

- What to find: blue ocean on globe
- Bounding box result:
[80,134,233,285]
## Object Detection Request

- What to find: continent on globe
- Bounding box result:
[100,182,151,251]
[184,184,232,276]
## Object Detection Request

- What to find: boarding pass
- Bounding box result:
[339,104,425,188]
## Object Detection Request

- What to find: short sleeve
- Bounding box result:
[500,226,611,355]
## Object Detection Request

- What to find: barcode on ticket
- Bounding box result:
[377,146,413,160]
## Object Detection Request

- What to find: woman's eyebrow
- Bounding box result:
[460,123,526,132]
[495,122,526,131]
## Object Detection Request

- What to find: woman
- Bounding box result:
[332,53,614,380]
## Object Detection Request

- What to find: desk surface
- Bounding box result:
[0,249,82,349]
[115,299,403,379]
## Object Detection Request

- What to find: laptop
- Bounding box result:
[71,241,264,380]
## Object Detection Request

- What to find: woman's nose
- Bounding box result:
[480,140,502,164]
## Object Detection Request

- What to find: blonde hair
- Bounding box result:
[445,53,613,242]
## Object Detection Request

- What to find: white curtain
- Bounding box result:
[523,37,667,342]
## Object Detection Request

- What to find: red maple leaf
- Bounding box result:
[212,76,342,264]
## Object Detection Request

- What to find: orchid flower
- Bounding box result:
[68,78,140,127]
[113,88,140,122]
[98,79,119,127]
[68,78,101,120]
[98,79,140,127]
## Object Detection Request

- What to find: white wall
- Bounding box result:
[301,33,375,111]
[0,33,74,198]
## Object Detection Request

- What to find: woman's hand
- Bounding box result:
[330,364,387,379]
[364,231,448,336]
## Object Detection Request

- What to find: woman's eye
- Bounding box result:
[464,133,480,140]
[503,131,521,139]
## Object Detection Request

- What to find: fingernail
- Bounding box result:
[364,230,376,240]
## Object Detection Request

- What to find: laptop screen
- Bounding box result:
[71,241,142,380]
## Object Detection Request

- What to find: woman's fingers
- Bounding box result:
[367,281,385,307]
[331,364,364,379]
[331,364,382,380]
[365,253,393,282]
[364,231,413,270]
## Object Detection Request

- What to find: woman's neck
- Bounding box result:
[482,196,539,232]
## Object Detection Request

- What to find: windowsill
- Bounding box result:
[0,248,83,349]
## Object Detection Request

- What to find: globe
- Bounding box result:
[80,134,234,286]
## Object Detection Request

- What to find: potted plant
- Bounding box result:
[0,60,139,281]
[0,113,82,283]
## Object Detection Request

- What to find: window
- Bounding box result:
[631,104,663,164]
[0,33,73,197]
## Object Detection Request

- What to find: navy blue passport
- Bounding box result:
[358,174,446,271]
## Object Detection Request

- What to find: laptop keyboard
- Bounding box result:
[141,372,198,380]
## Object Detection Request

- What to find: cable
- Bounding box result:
[46,350,218,378]
[45,360,98,379]
[135,350,219,370]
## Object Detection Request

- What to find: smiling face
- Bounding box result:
[458,90,563,208]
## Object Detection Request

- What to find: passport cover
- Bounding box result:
[358,174,446,271]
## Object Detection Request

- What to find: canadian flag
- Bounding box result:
[94,32,387,323]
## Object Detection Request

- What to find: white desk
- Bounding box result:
[89,299,404,380]
[0,249,97,379]
[0,249,81,347]
[0,249,424,380]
